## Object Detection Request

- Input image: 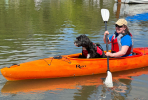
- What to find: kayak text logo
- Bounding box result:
[76,65,86,69]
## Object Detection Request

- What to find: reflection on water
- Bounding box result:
[1,66,148,100]
[1,0,148,99]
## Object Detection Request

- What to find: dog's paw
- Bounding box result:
[87,54,90,58]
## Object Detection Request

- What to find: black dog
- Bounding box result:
[74,35,106,58]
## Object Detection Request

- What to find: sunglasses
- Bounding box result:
[115,24,123,28]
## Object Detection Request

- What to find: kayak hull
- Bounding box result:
[1,47,148,81]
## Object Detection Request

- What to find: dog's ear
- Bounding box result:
[83,35,90,41]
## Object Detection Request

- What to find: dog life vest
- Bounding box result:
[82,43,104,57]
[111,32,133,55]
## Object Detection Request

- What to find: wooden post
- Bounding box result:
[116,3,121,18]
[117,0,121,3]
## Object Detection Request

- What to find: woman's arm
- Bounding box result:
[105,46,129,57]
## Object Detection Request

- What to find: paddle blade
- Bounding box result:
[101,9,110,22]
[104,71,113,87]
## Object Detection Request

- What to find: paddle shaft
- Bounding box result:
[105,21,110,71]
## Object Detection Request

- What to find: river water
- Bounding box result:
[0,0,148,100]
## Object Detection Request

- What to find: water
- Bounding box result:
[0,0,148,99]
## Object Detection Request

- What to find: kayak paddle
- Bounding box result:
[101,9,113,87]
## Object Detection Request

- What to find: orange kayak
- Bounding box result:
[1,47,148,81]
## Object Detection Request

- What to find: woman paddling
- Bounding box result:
[103,18,133,57]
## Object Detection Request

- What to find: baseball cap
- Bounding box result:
[115,19,127,26]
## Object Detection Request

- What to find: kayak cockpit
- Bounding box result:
[67,50,143,59]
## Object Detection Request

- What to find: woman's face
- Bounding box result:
[115,25,126,34]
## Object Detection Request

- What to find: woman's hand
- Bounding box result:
[105,52,114,57]
[104,31,109,36]
[103,31,110,44]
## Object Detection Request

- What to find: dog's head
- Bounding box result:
[74,35,91,47]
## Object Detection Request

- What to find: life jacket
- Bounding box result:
[82,50,88,57]
[82,43,105,58]
[111,32,133,55]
